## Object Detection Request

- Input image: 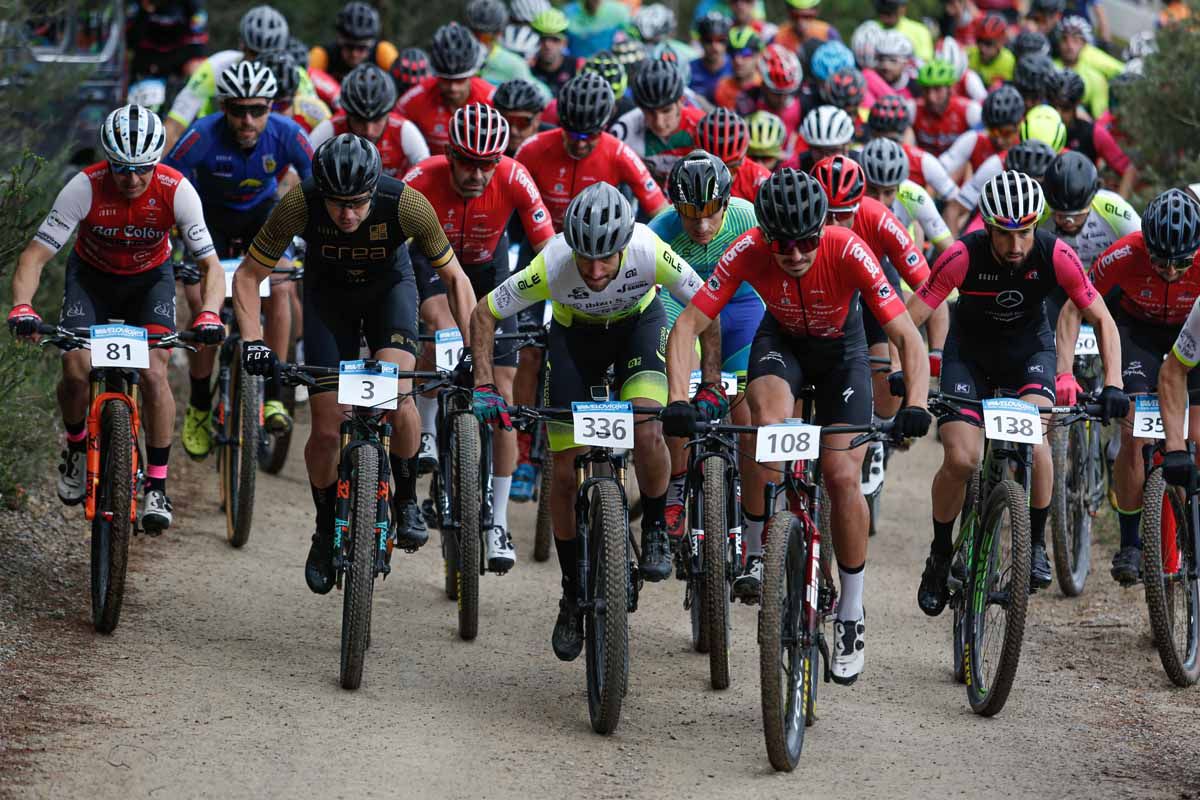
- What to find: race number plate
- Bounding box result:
[434,328,464,372]
[754,420,821,462]
[90,324,149,369]
[572,401,634,448]
[338,360,399,410]
[221,259,270,298]
[1074,324,1099,356]
[1133,395,1188,440]
[982,398,1041,444]
[688,369,738,398]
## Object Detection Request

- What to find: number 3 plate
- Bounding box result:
[982,398,1041,444]
[755,420,821,462]
[90,323,149,369]
[338,360,399,410]
[571,401,634,448]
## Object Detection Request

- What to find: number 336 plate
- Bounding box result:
[982,398,1042,444]
[572,401,634,448]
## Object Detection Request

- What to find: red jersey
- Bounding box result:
[1092,232,1200,327]
[693,225,906,339]
[330,112,421,177]
[852,196,930,287]
[514,129,668,231]
[308,67,341,107]
[914,95,976,156]
[403,155,555,266]
[730,159,771,203]
[396,76,496,156]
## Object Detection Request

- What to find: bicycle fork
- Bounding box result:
[332,426,393,585]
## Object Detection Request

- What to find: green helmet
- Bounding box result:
[530,8,568,36]
[1020,104,1067,153]
[583,50,628,98]
[728,25,763,53]
[917,58,958,88]
[746,110,785,157]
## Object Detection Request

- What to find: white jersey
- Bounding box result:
[954,151,1004,212]
[1040,189,1141,269]
[893,179,951,248]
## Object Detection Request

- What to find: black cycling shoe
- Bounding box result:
[639,522,672,582]
[552,595,583,662]
[305,530,336,595]
[1029,544,1053,590]
[421,497,439,530]
[393,499,429,552]
[1110,545,1142,586]
[918,553,952,617]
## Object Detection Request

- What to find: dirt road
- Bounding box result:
[4,419,1198,800]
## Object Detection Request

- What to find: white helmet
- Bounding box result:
[634,4,676,42]
[500,23,540,60]
[100,104,166,167]
[801,105,854,148]
[936,36,967,81]
[239,5,289,54]
[216,60,279,99]
[850,20,883,69]
[875,29,914,60]
[980,170,1046,230]
[509,0,551,24]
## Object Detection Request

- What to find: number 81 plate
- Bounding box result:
[571,401,634,448]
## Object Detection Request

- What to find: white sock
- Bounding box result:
[744,513,764,557]
[493,475,512,531]
[838,563,865,621]
[417,394,437,437]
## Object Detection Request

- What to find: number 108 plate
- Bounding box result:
[571,401,634,448]
[755,420,821,462]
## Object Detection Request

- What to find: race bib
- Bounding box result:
[982,398,1041,444]
[434,328,464,372]
[754,420,821,462]
[688,369,738,398]
[338,360,399,410]
[90,324,149,369]
[1074,324,1099,356]
[572,401,634,448]
[221,259,270,298]
[1133,395,1188,440]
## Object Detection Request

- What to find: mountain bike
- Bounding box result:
[278,360,440,690]
[38,324,197,633]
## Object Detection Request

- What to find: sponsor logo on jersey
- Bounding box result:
[532,208,547,224]
[1096,244,1130,273]
[996,289,1023,308]
[849,242,878,276]
[185,223,208,242]
[45,210,69,230]
[319,245,389,261]
[517,272,542,291]
[370,223,388,241]
[718,234,755,268]
[1028,363,1043,373]
[905,252,920,268]
[706,273,720,292]
[955,382,970,394]
[514,166,539,202]
[1178,329,1198,360]
[91,224,164,240]
[883,215,908,247]
[616,281,649,294]
[877,283,893,299]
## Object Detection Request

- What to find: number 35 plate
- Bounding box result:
[982,398,1042,444]
[338,360,399,410]
[572,401,634,448]
[755,420,821,462]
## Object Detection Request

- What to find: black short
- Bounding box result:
[207,196,277,258]
[60,252,177,333]
[938,322,1055,427]
[862,257,904,348]
[1117,315,1200,399]
[747,313,874,426]
[303,276,419,393]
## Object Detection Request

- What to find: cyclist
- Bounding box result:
[468,181,713,660]
[1013,52,1056,111]
[650,150,762,541]
[164,5,290,150]
[581,50,636,121]
[861,137,953,256]
[874,0,934,62]
[938,83,1024,183]
[967,13,1016,88]
[632,4,695,65]
[294,37,342,108]
[664,168,933,683]
[308,1,398,81]
[695,108,770,203]
[690,12,732,104]
[863,29,915,102]
[788,104,854,172]
[907,170,1126,612]
[390,46,432,98]
[258,50,331,134]
[404,104,556,571]
[713,26,764,113]
[749,44,806,139]
[772,0,841,53]
[563,0,631,59]
[493,79,551,156]
[1158,293,1200,492]
[746,109,785,170]
[466,0,539,87]
[310,64,430,178]
[821,67,871,141]
[127,0,208,87]
[612,59,703,185]
[867,95,960,204]
[912,59,981,157]
[232,133,478,592]
[1062,190,1200,585]
[530,9,582,95]
[1040,151,1138,272]
[165,61,314,456]
[1048,69,1137,199]
[514,72,668,230]
[1026,0,1065,34]
[8,105,225,531]
[397,23,495,156]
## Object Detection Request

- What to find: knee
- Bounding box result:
[307,422,341,455]
[822,458,861,496]
[942,443,981,478]
[634,419,663,451]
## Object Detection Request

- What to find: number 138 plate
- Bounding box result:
[572,401,634,448]
[338,360,399,410]
[982,398,1042,444]
[755,420,821,462]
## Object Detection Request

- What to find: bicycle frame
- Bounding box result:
[682,430,743,583]
[84,371,142,523]
[333,411,394,579]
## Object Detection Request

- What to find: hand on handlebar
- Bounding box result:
[7,304,41,339]
[1098,385,1129,424]
[472,383,512,430]
[691,382,729,422]
[894,405,932,438]
[1162,450,1197,488]
[189,310,225,345]
[452,348,474,388]
[661,401,698,437]
[242,340,277,376]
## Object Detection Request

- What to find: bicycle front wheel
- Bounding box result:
[340,445,379,690]
[225,363,260,548]
[91,400,133,634]
[452,413,481,641]
[965,479,1030,716]
[533,450,553,562]
[585,479,629,735]
[1140,468,1200,686]
[1050,422,1092,596]
[702,457,731,690]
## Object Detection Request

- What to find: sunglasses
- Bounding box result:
[502,112,536,128]
[339,39,373,53]
[677,197,727,218]
[451,151,502,170]
[109,161,155,175]
[226,103,270,119]
[827,207,859,223]
[767,232,822,254]
[1152,255,1194,272]
[327,194,373,210]
[702,37,726,45]
[565,130,600,142]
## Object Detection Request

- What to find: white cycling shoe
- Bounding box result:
[831,613,865,685]
[486,525,515,573]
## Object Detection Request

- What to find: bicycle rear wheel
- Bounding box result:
[1140,469,1200,686]
[340,445,379,690]
[759,511,815,772]
[533,451,553,562]
[1050,422,1093,596]
[225,363,260,548]
[91,401,133,634]
[452,413,481,641]
[585,479,629,735]
[965,479,1030,716]
[702,458,731,690]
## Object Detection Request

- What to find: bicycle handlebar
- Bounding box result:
[929,391,1105,420]
[36,323,199,352]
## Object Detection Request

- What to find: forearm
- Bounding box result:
[1118,165,1137,200]
[1055,300,1082,375]
[197,255,226,315]
[277,169,300,198]
[444,269,477,347]
[469,301,498,386]
[943,202,967,237]
[11,244,51,305]
[666,323,700,404]
[1091,310,1123,388]
[698,316,722,386]
[895,325,930,407]
[1161,357,1189,452]
[232,266,269,340]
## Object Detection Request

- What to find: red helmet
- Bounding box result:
[758,44,802,94]
[811,154,865,212]
[975,12,1008,42]
[449,102,510,160]
[696,108,750,165]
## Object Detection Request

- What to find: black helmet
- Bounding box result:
[1004,139,1056,178]
[493,79,548,113]
[755,168,827,241]
[313,133,383,197]
[286,36,310,68]
[557,72,615,134]
[340,63,397,119]
[336,1,381,40]
[563,182,635,259]
[391,47,431,89]
[1029,0,1066,15]
[258,50,299,96]
[1047,68,1085,107]
[1043,151,1099,211]
[860,137,910,187]
[465,0,508,34]
[631,58,683,109]
[982,84,1024,127]
[1013,52,1054,97]
[867,94,912,135]
[666,150,732,212]
[696,11,731,40]
[821,67,866,109]
[1012,30,1051,58]
[430,22,484,79]
[1143,189,1200,262]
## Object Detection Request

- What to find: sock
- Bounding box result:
[311,482,336,533]
[837,561,865,621]
[744,510,765,557]
[932,517,956,558]
[492,474,512,530]
[146,446,170,492]
[642,492,666,530]
[417,394,438,437]
[666,471,686,507]
[65,419,86,452]
[1117,507,1143,550]
[190,373,212,412]
[390,453,417,504]
[554,536,579,593]
[1029,504,1050,550]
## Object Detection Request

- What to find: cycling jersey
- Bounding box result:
[532,57,581,97]
[693,225,905,339]
[904,142,959,201]
[310,112,430,177]
[397,76,497,156]
[954,150,1006,212]
[1172,297,1200,367]
[1092,232,1200,327]
[1040,189,1139,268]
[689,57,731,103]
[514,129,668,230]
[481,43,537,86]
[714,75,761,114]
[35,162,214,274]
[850,195,931,287]
[488,224,702,326]
[938,128,998,176]
[288,94,332,134]
[562,0,630,58]
[1065,117,1132,177]
[168,51,320,129]
[403,155,555,266]
[893,180,952,251]
[885,17,934,62]
[966,46,1015,87]
[913,95,981,157]
[771,20,841,52]
[611,105,705,184]
[309,41,400,81]
[165,112,314,212]
[308,67,341,107]
[730,158,771,203]
[128,0,207,77]
[863,68,914,103]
